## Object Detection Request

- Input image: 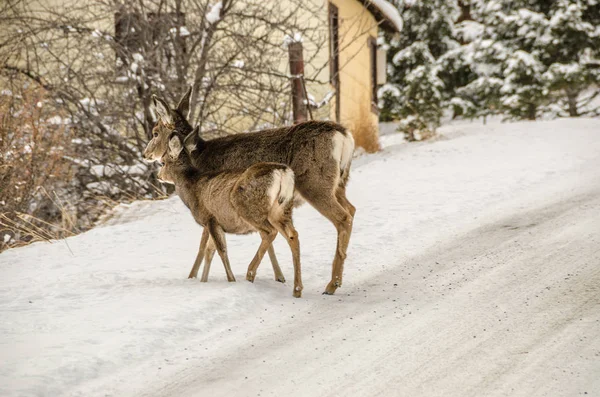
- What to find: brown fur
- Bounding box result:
[158,131,303,297]
[145,89,355,294]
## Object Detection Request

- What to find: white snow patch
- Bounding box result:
[370,0,403,32]
[169,26,190,37]
[378,83,400,98]
[455,20,484,42]
[206,2,222,24]
[132,53,144,63]
[47,116,63,125]
[283,32,303,48]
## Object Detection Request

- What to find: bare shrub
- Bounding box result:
[0,85,75,251]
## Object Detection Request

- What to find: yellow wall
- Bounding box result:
[328,0,380,150]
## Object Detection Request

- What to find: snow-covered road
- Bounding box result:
[1,118,599,396]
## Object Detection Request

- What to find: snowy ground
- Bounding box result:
[1,118,599,397]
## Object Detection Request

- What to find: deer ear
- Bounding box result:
[183,126,200,153]
[168,135,183,159]
[152,95,173,124]
[176,86,192,120]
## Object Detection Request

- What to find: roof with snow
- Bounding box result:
[358,0,403,33]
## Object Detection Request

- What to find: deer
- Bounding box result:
[156,127,303,297]
[144,87,355,295]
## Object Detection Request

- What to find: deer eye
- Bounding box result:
[153,132,158,138]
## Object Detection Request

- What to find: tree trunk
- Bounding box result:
[526,103,536,120]
[566,89,579,117]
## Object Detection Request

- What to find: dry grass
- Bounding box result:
[351,104,381,153]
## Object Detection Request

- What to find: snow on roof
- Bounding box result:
[363,0,403,33]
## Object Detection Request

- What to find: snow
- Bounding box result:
[378,83,400,98]
[132,53,144,63]
[169,26,190,37]
[370,0,403,32]
[47,115,64,125]
[90,163,147,178]
[282,32,303,48]
[455,20,484,42]
[232,59,244,68]
[304,91,334,109]
[205,2,222,24]
[1,118,600,396]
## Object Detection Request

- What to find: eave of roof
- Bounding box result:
[357,0,403,33]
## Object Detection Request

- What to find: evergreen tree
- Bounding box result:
[542,0,600,117]
[452,0,600,120]
[379,0,458,139]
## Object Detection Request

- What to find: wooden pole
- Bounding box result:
[288,41,308,123]
[301,76,313,121]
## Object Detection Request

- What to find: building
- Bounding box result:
[2,0,402,151]
[317,0,402,150]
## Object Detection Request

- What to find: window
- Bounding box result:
[329,3,340,122]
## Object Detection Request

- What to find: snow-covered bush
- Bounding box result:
[380,0,460,137]
[384,0,600,125]
[458,0,600,119]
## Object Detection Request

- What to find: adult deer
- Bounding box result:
[157,129,303,297]
[144,88,355,295]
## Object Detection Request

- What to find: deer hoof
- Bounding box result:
[246,273,255,283]
[323,281,339,295]
[293,289,302,298]
[276,277,286,283]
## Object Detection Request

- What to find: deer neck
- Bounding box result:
[166,159,201,205]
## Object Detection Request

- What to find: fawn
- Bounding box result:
[157,128,303,297]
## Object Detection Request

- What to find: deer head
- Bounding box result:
[144,87,194,162]
[157,127,199,184]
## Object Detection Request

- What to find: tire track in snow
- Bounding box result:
[142,190,600,397]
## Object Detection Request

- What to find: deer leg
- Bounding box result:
[207,219,236,282]
[200,237,216,282]
[246,227,277,282]
[273,220,302,298]
[188,227,209,279]
[267,244,286,283]
[302,192,353,295]
[336,185,357,217]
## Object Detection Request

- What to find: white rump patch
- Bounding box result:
[331,131,355,172]
[267,168,295,207]
[279,168,295,204]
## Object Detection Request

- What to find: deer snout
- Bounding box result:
[143,147,159,162]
